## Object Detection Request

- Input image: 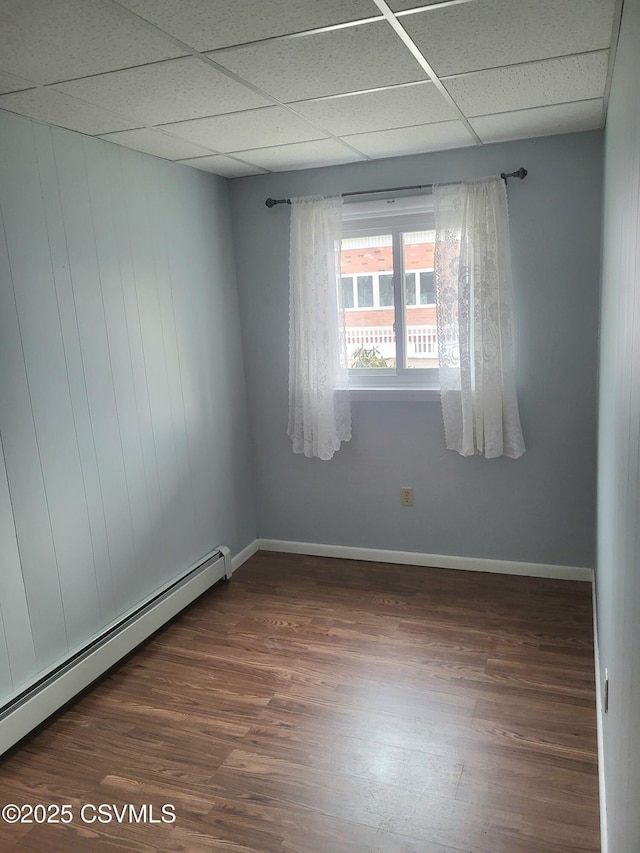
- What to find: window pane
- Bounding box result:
[420,271,435,305]
[340,234,395,369]
[403,231,437,369]
[405,272,416,306]
[379,274,394,307]
[357,275,374,308]
[341,276,354,309]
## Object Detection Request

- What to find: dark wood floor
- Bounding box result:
[0,551,600,852]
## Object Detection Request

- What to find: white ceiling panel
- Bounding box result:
[0,73,34,95]
[114,0,380,52]
[402,0,615,76]
[55,58,269,126]
[0,0,616,174]
[0,0,185,85]
[176,155,268,178]
[292,82,457,136]
[211,21,425,103]
[446,52,609,118]
[235,139,366,172]
[165,107,326,153]
[0,88,140,135]
[471,99,604,144]
[99,128,216,160]
[343,121,474,158]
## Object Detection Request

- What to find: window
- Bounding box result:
[340,269,396,309]
[340,195,438,391]
[341,276,354,309]
[379,274,394,306]
[357,274,374,307]
[404,268,435,306]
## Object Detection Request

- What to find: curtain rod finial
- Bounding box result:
[500,167,528,181]
[265,197,291,207]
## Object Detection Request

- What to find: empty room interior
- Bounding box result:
[0,0,639,851]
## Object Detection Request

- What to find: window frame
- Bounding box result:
[340,198,439,393]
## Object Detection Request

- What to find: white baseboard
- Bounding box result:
[231,539,260,574]
[592,581,608,853]
[257,539,593,582]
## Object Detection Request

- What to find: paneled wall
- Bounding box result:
[597,0,640,848]
[0,110,256,704]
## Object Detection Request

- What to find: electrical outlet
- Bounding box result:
[604,668,609,714]
[400,487,414,507]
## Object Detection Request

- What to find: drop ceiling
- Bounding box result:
[0,0,620,178]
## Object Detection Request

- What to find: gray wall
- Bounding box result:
[597,0,640,848]
[231,131,602,568]
[0,110,256,703]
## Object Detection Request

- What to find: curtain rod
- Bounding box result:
[264,167,527,208]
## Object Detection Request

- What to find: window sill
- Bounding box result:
[344,387,440,403]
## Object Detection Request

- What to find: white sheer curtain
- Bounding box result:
[288,195,351,460]
[433,177,525,459]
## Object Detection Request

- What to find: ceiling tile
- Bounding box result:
[235,139,366,172]
[342,121,474,158]
[0,0,618,171]
[115,0,379,52]
[164,106,325,153]
[176,155,268,178]
[470,99,604,144]
[446,52,609,117]
[211,21,425,103]
[0,72,34,95]
[0,0,185,85]
[292,82,457,135]
[55,57,269,126]
[99,128,216,160]
[402,0,615,76]
[0,88,140,135]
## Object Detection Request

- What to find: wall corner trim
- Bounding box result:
[256,539,594,582]
[231,539,260,574]
[592,579,608,853]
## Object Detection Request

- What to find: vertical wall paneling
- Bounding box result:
[0,607,12,699]
[140,154,188,579]
[82,137,149,601]
[159,169,211,553]
[0,109,258,708]
[0,439,36,694]
[32,123,104,647]
[0,116,68,670]
[39,128,116,628]
[109,144,166,592]
[120,149,178,585]
[145,157,199,563]
[177,183,220,548]
[53,131,138,618]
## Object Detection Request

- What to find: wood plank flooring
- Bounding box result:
[0,552,600,852]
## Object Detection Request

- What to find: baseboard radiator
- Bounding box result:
[0,545,232,756]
